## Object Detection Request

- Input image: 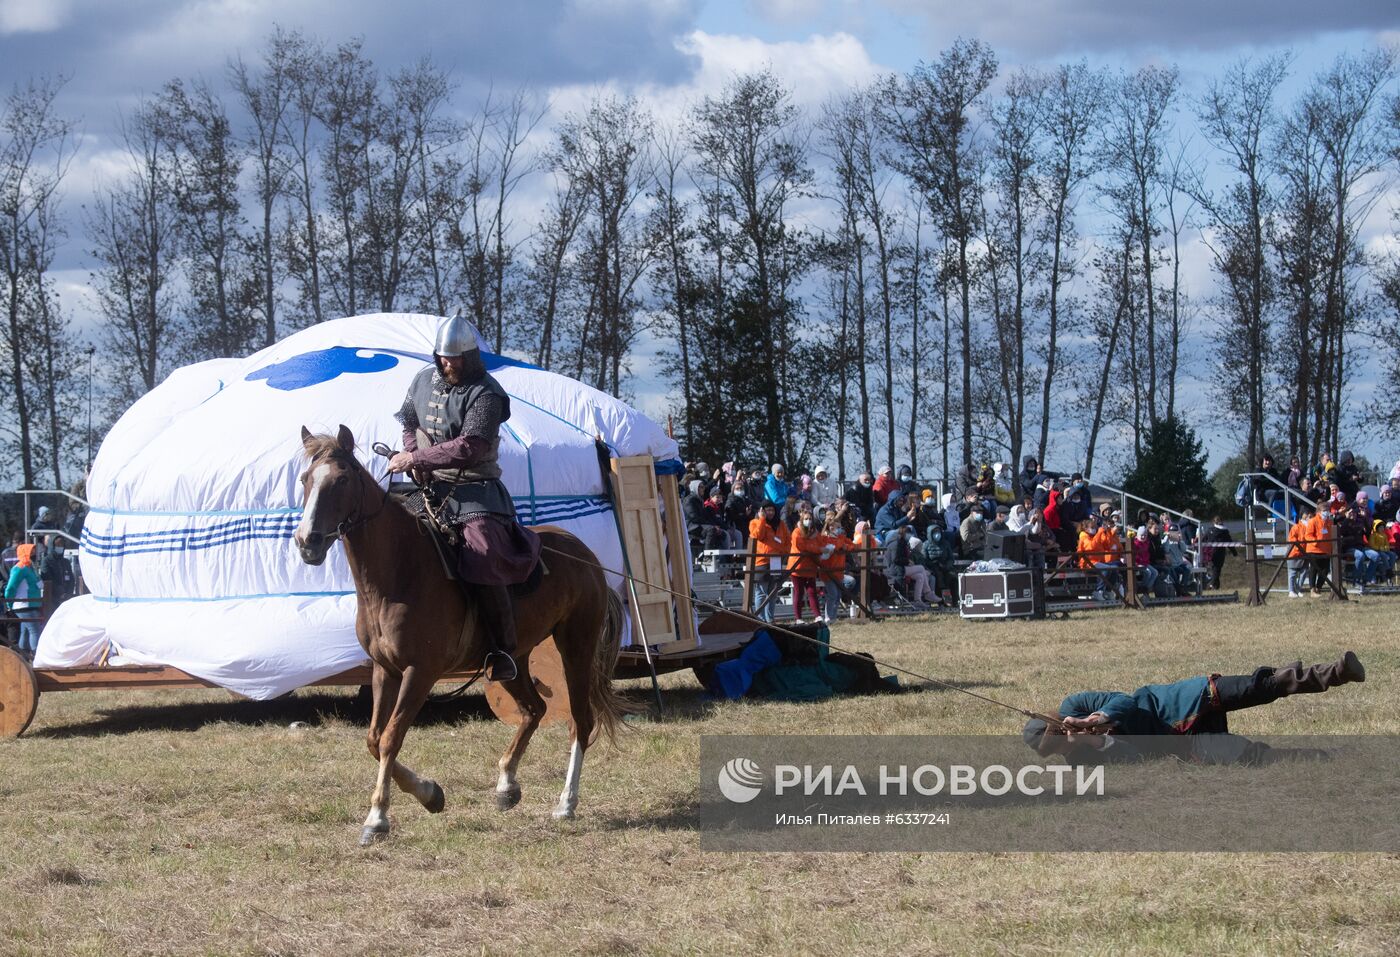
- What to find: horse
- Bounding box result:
[293,425,629,845]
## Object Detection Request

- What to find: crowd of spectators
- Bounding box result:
[676,448,1400,619]
[1261,450,1400,596]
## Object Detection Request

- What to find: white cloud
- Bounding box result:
[0,0,71,34]
[544,28,883,131]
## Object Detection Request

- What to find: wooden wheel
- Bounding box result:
[0,646,39,738]
[485,636,571,728]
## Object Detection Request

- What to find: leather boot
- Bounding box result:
[1266,651,1366,696]
[478,584,519,683]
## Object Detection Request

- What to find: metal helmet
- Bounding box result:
[433,310,479,357]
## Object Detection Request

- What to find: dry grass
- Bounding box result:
[3,596,1399,956]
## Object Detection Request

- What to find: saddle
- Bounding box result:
[390,483,546,599]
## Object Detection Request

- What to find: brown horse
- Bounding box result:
[293,425,629,845]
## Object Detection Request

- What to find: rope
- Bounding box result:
[537,543,1064,729]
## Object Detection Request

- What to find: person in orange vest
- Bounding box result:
[1301,506,1333,597]
[817,511,853,622]
[1076,515,1099,571]
[788,505,825,622]
[748,501,789,623]
[1286,513,1311,597]
[1090,514,1124,602]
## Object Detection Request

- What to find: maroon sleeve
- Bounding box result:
[411,434,491,470]
[403,430,419,454]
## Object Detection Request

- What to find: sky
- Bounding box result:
[2,0,1399,478]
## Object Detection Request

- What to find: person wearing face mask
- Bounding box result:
[883,525,931,609]
[847,472,876,521]
[874,491,916,540]
[896,464,918,499]
[918,523,956,605]
[1023,507,1052,572]
[788,506,825,622]
[959,503,988,560]
[873,465,899,507]
[1090,515,1125,602]
[817,511,854,621]
[1162,523,1194,596]
[725,472,754,540]
[748,502,789,622]
[764,463,791,506]
[1374,483,1399,525]
[811,465,840,511]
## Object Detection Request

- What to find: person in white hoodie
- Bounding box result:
[811,464,840,512]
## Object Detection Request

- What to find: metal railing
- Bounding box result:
[15,488,88,548]
[1090,480,1208,574]
[1238,472,1316,532]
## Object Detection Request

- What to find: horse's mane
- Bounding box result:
[302,433,355,462]
[302,432,413,521]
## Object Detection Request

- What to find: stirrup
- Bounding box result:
[484,650,518,683]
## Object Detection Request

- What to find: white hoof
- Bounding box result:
[551,805,576,821]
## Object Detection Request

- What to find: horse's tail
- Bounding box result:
[588,586,635,747]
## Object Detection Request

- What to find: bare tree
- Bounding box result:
[87,105,180,401]
[0,75,74,487]
[690,70,815,465]
[878,39,998,470]
[981,67,1046,471]
[819,91,874,473]
[524,171,585,369]
[316,37,377,319]
[551,95,656,395]
[1083,226,1134,477]
[1193,53,1290,468]
[648,124,700,442]
[279,29,327,325]
[230,29,293,344]
[151,78,258,361]
[1033,61,1104,465]
[1103,65,1178,431]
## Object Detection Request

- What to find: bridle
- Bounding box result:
[308,449,390,543]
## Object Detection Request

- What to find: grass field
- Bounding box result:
[3,595,1399,956]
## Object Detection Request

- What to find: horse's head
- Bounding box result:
[295,424,365,565]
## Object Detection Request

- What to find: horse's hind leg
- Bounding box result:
[494,657,547,811]
[361,665,440,846]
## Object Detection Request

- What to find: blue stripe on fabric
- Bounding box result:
[82,529,306,558]
[80,496,615,557]
[92,590,356,605]
[82,515,300,542]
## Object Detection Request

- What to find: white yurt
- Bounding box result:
[37,314,681,698]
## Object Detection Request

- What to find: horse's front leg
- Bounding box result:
[494,661,547,811]
[361,664,440,845]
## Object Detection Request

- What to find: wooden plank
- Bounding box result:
[610,455,680,647]
[33,664,483,694]
[658,472,701,654]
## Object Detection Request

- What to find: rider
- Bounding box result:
[386,313,540,682]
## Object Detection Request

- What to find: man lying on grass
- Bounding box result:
[1022,652,1366,765]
